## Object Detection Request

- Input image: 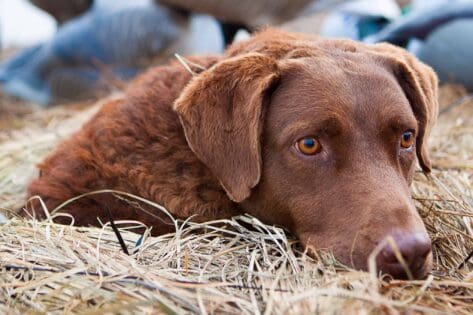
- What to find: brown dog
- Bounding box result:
[26,29,438,279]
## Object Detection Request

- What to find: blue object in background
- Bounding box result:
[366,1,473,46]
[0,2,181,105]
[417,19,473,90]
[365,1,473,89]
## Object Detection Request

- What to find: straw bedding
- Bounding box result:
[0,84,472,314]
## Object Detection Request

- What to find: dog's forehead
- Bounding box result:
[267,54,414,129]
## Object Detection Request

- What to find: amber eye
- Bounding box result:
[296,137,321,155]
[400,131,415,148]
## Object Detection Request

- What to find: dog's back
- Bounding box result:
[26,55,239,231]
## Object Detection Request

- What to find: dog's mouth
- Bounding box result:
[379,253,433,280]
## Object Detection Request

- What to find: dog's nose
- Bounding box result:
[376,231,432,279]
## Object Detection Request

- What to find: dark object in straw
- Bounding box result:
[106,206,130,255]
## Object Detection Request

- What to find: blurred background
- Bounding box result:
[0,0,472,108]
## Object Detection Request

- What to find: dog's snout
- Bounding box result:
[377,231,432,279]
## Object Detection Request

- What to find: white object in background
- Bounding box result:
[320,14,361,39]
[406,37,424,55]
[186,14,224,54]
[0,212,7,224]
[320,0,401,40]
[339,0,400,19]
[0,0,56,48]
[410,0,468,13]
[93,0,153,11]
[172,14,224,55]
[233,29,251,43]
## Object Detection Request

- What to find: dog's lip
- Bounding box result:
[379,262,430,280]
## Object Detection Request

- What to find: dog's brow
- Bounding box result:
[278,115,347,144]
[380,111,418,135]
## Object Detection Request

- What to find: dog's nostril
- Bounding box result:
[377,232,432,279]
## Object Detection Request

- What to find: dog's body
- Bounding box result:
[27,55,237,234]
[26,29,439,278]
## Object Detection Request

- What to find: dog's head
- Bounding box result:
[174,29,438,279]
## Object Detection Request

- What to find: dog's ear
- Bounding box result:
[174,53,280,202]
[374,44,439,173]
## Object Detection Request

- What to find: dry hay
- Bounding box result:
[0,84,472,314]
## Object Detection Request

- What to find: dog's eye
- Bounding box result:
[400,131,415,148]
[296,137,321,155]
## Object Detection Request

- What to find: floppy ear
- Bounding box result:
[373,43,439,173]
[173,53,280,202]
